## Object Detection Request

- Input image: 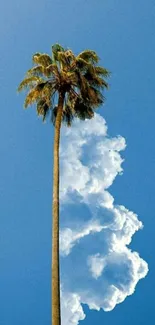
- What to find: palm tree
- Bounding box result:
[18,44,110,325]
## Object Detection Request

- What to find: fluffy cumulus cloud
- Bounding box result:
[59,114,148,324]
[61,291,85,325]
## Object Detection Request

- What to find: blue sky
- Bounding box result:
[0,0,154,324]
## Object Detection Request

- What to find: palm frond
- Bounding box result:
[52,44,65,62]
[94,66,110,77]
[37,99,50,121]
[77,50,99,64]
[32,53,42,64]
[65,50,75,63]
[41,83,56,106]
[18,76,44,92]
[27,66,44,76]
[84,67,108,89]
[33,53,52,67]
[75,57,90,71]
[24,83,45,108]
[87,74,108,89]
[57,52,68,64]
[75,71,89,98]
[27,65,51,78]
[57,51,71,68]
[74,97,94,120]
[62,105,74,126]
[66,71,78,86]
[87,86,105,107]
[46,64,60,78]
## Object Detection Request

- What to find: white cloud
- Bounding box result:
[59,114,148,325]
[60,115,126,200]
[61,290,85,325]
[88,254,107,279]
[60,221,104,256]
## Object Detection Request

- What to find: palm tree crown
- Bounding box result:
[18,44,110,125]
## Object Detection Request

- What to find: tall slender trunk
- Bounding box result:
[52,92,65,325]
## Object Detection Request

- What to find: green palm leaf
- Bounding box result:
[94,66,110,77]
[52,44,65,62]
[74,97,94,120]
[33,53,53,67]
[27,66,44,76]
[46,64,60,78]
[18,76,44,91]
[77,50,99,64]
[37,99,50,121]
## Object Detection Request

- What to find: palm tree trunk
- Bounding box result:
[52,92,65,325]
